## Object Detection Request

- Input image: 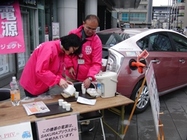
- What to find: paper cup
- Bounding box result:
[58,99,64,106]
[65,103,71,111]
[74,91,79,98]
[62,101,67,109]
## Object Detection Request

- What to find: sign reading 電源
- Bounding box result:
[36,115,79,140]
[0,1,25,54]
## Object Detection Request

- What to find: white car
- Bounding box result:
[106,28,187,113]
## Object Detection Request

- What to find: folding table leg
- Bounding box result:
[100,118,106,140]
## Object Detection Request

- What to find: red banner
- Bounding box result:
[0,1,25,54]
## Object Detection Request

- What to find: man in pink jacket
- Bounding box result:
[65,15,102,88]
[20,34,81,97]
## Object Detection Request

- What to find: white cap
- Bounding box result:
[12,76,16,80]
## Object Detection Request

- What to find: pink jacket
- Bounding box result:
[65,25,102,81]
[20,40,65,95]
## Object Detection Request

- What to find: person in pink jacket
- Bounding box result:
[20,34,81,97]
[65,15,102,88]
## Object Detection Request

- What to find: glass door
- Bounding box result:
[17,12,30,71]
[0,54,15,78]
[16,7,38,78]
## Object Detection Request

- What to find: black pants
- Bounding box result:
[24,89,49,97]
[24,89,38,97]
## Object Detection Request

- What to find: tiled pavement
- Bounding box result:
[81,86,187,140]
[1,84,187,140]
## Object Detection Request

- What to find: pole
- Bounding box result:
[123,78,146,135]
[168,7,171,29]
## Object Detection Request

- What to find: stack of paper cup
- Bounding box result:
[58,99,64,106]
[65,103,71,111]
[62,101,67,109]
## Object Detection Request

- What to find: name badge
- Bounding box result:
[78,59,85,64]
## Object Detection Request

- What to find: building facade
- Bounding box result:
[152,0,187,29]
[0,0,100,87]
[0,0,141,87]
[111,0,153,28]
[171,0,187,29]
[152,6,172,29]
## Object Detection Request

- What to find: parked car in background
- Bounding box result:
[97,28,148,58]
[121,28,148,40]
[106,28,187,113]
[96,28,124,59]
[121,23,131,29]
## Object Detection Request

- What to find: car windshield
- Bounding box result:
[97,33,123,48]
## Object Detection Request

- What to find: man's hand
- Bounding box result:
[83,78,91,89]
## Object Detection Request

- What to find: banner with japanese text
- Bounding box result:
[0,0,25,54]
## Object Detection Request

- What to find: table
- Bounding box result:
[0,94,133,138]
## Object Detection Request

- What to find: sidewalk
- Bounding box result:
[82,87,187,140]
[2,84,187,140]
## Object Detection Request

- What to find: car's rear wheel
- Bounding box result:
[129,79,150,114]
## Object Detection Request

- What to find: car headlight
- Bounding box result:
[106,49,124,74]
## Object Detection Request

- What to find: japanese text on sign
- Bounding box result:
[40,123,77,139]
[36,115,79,140]
[0,6,18,37]
[0,1,25,54]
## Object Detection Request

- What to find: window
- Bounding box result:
[137,36,149,50]
[122,13,129,22]
[169,32,187,52]
[97,33,123,48]
[0,54,15,77]
[137,32,172,51]
[151,34,172,51]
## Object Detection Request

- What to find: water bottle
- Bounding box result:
[97,82,102,95]
[97,82,104,96]
[10,76,21,106]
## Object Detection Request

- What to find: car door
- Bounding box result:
[169,32,187,85]
[137,32,179,92]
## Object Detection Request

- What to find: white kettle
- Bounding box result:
[95,71,118,98]
[63,84,75,96]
